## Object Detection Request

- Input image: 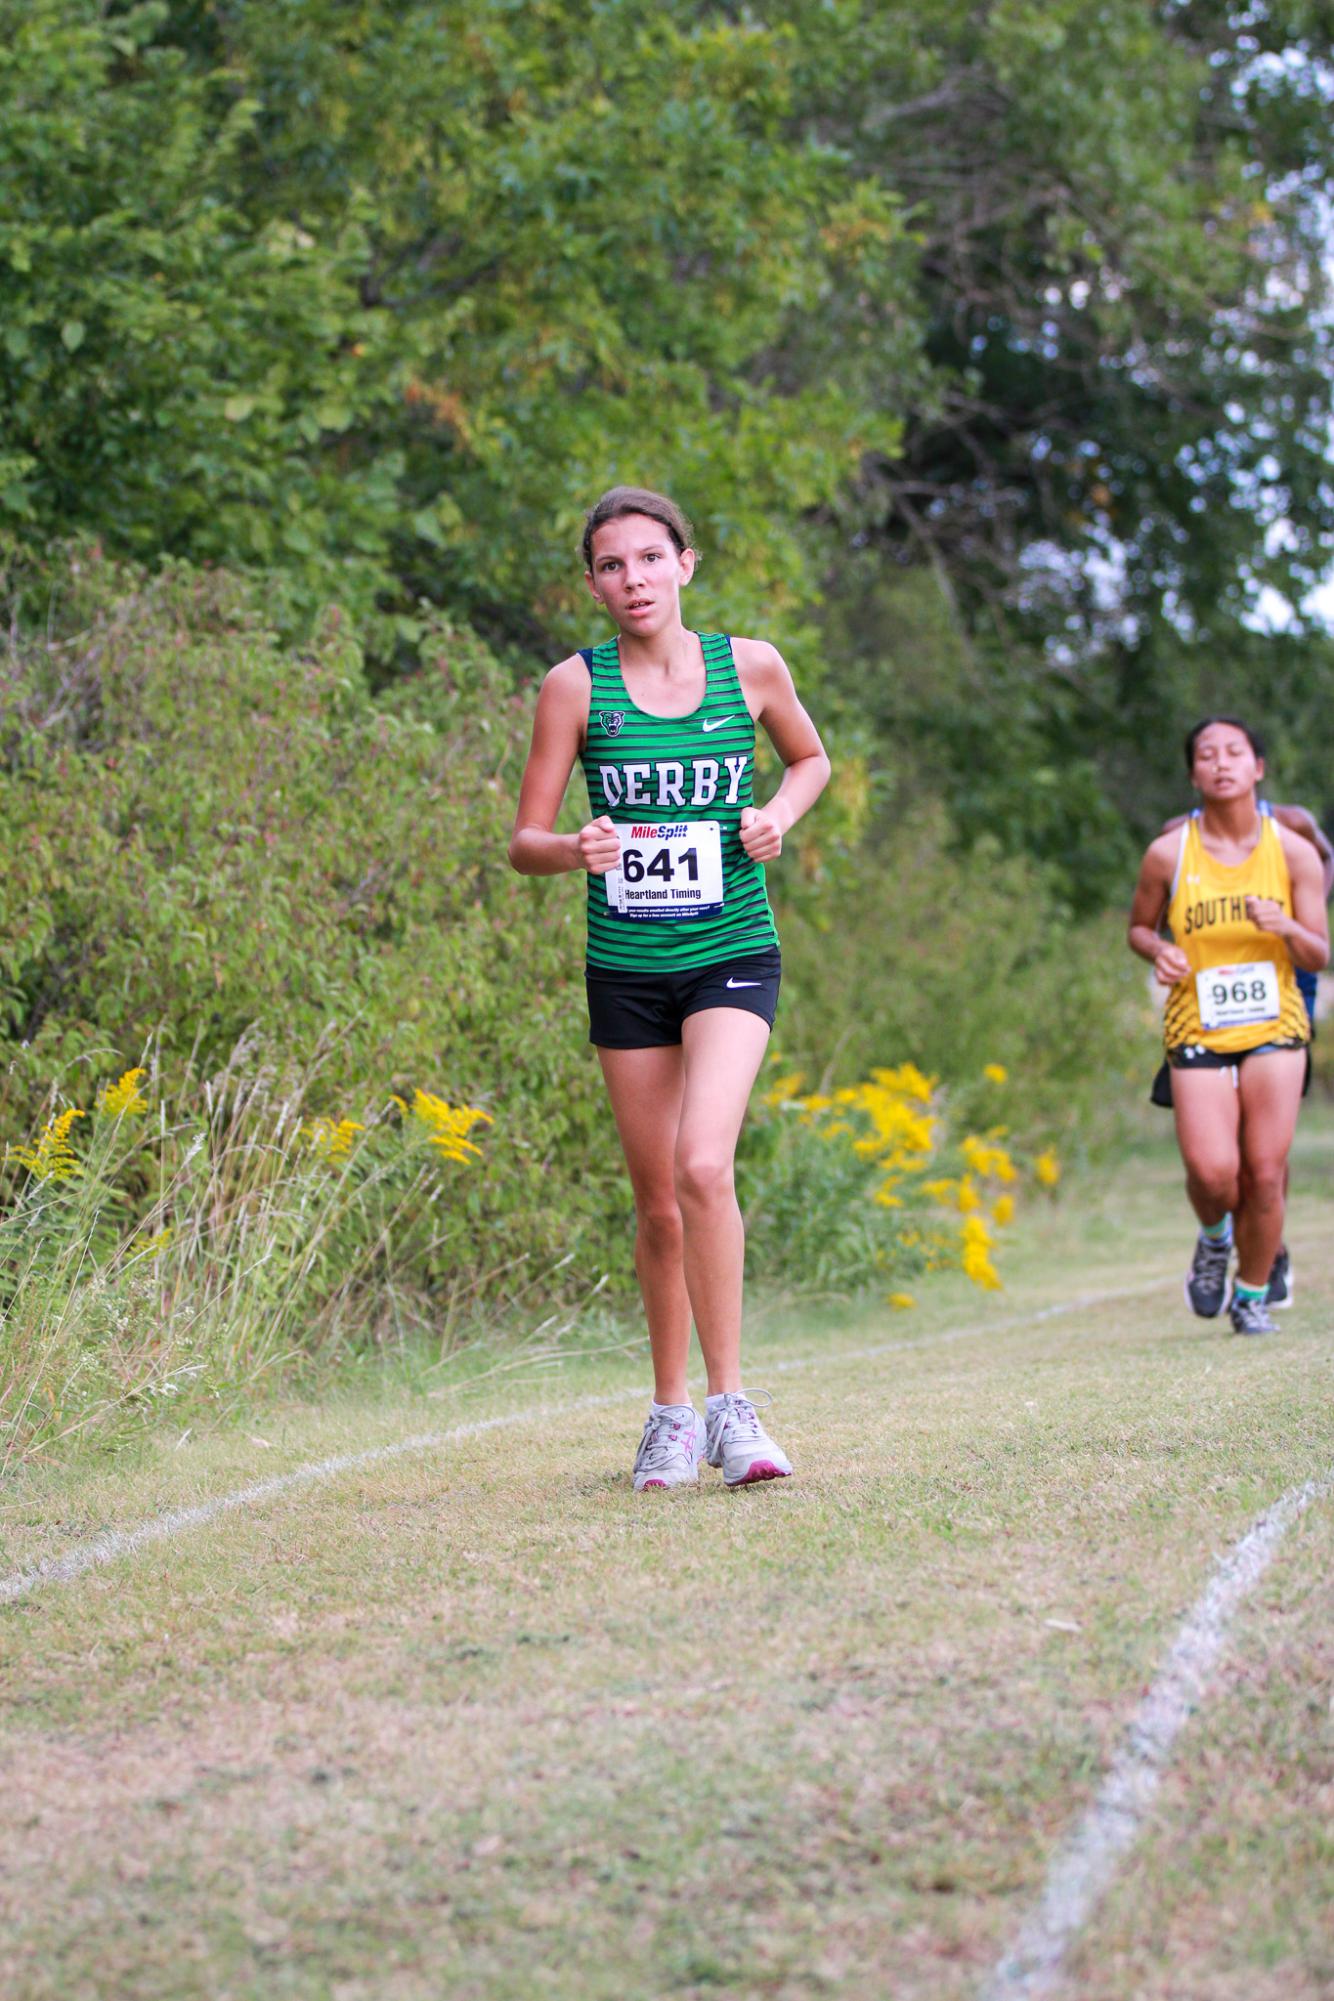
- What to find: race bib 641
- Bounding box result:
[605,821,724,921]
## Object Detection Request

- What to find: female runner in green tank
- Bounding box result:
[509,486,830,1489]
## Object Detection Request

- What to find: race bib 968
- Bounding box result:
[1196,961,1280,1033]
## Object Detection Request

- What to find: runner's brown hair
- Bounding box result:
[581,487,695,572]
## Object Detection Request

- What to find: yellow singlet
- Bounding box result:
[1162,810,1310,1055]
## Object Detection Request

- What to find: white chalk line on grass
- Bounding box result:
[0,1272,1178,1612]
[980,1468,1333,2001]
[0,1402,625,1610]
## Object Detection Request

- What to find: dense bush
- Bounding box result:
[0,553,622,1279]
[0,553,1145,1455]
[776,802,1147,1149]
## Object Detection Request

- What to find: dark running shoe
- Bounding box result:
[1229,1291,1276,1337]
[1184,1232,1231,1318]
[1266,1247,1294,1310]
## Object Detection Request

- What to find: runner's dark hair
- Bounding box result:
[1184,714,1265,773]
[582,486,695,572]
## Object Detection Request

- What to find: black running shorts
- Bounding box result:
[1150,1038,1311,1108]
[586,947,781,1049]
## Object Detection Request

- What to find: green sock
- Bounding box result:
[1201,1215,1232,1243]
[1234,1279,1266,1303]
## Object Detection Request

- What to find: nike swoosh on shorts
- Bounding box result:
[726,978,761,988]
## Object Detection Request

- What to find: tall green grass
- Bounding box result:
[0,1041,510,1464]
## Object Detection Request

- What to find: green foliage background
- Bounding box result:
[1,4,1330,1448]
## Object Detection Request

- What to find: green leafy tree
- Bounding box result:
[1,1,923,655]
[0,1,404,620]
[772,0,1334,893]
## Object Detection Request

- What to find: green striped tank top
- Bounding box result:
[579,632,779,972]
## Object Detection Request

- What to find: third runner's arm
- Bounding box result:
[1245,830,1331,971]
[1273,802,1334,900]
[731,639,830,863]
[1128,836,1189,985]
[508,656,620,877]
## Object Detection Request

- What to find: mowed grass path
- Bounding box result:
[3,1115,1332,2001]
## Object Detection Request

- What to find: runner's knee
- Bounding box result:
[1239,1158,1286,1208]
[675,1150,734,1209]
[634,1193,683,1255]
[1186,1159,1239,1210]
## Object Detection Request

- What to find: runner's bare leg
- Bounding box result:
[598,1045,691,1405]
[675,1008,772,1396]
[1234,1051,1305,1289]
[1171,1070,1241,1228]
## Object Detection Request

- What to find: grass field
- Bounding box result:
[3,1111,1332,2000]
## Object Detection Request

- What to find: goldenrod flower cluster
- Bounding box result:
[760,1052,1062,1302]
[132,1226,174,1260]
[960,1132,1017,1184]
[393,1089,493,1163]
[304,1115,365,1160]
[98,1068,149,1117]
[762,1070,805,1109]
[961,1214,1001,1290]
[10,1106,86,1182]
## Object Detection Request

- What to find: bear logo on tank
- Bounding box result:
[600,712,625,737]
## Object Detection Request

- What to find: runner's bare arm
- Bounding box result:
[1128,835,1189,985]
[1245,830,1331,970]
[1273,803,1334,900]
[508,657,621,877]
[731,639,830,863]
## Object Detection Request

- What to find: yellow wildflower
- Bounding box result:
[984,1063,1008,1085]
[961,1134,1017,1184]
[304,1115,365,1161]
[131,1226,174,1260]
[840,1080,935,1164]
[921,1176,958,1206]
[957,1175,982,1214]
[961,1214,1002,1290]
[993,1194,1015,1227]
[98,1068,148,1117]
[1034,1148,1062,1189]
[762,1070,805,1108]
[887,1292,916,1310]
[10,1107,85,1182]
[870,1062,936,1103]
[393,1089,493,1163]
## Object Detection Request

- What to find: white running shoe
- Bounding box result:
[705,1391,793,1488]
[632,1406,706,1491]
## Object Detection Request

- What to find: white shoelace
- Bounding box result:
[638,1411,697,1470]
[709,1390,775,1441]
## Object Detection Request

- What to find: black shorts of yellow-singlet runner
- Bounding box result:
[1149,1041,1312,1108]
